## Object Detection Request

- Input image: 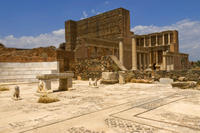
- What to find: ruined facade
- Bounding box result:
[133,30,189,71]
[65,8,189,71]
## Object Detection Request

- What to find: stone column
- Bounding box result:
[132,36,137,70]
[149,52,152,68]
[138,53,141,70]
[171,56,174,70]
[147,53,149,67]
[168,33,170,45]
[156,51,159,65]
[156,35,158,46]
[163,52,167,70]
[119,39,123,65]
[168,56,171,71]
[144,54,147,69]
[144,37,146,47]
[162,34,165,45]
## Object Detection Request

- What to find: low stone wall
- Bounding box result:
[123,70,200,83]
[155,70,200,81]
[70,56,120,80]
[0,61,59,82]
[0,45,74,72]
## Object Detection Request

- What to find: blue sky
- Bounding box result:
[0,0,200,61]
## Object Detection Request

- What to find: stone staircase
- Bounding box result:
[0,62,59,83]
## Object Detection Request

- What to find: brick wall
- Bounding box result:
[0,45,74,72]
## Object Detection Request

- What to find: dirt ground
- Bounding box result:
[1,80,200,133]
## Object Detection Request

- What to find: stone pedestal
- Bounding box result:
[118,71,125,84]
[101,72,118,84]
[59,79,68,91]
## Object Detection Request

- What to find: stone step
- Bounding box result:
[0,62,59,83]
[0,75,38,80]
[0,67,58,71]
[0,70,57,76]
[0,62,58,68]
[0,78,38,83]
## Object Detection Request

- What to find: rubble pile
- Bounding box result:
[70,56,120,80]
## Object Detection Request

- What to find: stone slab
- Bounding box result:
[37,73,74,80]
[159,78,174,84]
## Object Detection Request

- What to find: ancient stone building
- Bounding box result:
[64,8,189,71]
[132,30,189,71]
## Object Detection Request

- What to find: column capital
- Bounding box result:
[118,37,124,41]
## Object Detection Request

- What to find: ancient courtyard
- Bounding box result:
[1,80,200,133]
[0,3,200,133]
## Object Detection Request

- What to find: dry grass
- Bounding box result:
[38,94,59,103]
[0,86,9,91]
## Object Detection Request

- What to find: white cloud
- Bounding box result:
[132,19,200,61]
[0,29,65,48]
[80,11,88,20]
[52,29,65,36]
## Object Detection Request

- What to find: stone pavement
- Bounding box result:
[1,81,200,133]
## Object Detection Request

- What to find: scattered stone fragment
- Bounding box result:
[130,78,153,84]
[89,78,98,87]
[12,86,20,100]
[178,77,186,81]
[172,81,197,89]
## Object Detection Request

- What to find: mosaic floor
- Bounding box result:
[1,81,200,133]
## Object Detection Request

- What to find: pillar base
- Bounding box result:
[131,67,137,71]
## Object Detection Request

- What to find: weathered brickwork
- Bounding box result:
[64,8,188,71]
[0,45,74,72]
[65,8,133,69]
[65,8,131,49]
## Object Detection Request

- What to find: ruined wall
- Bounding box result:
[172,53,189,70]
[0,45,74,71]
[74,38,119,59]
[65,8,131,50]
[0,46,57,62]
